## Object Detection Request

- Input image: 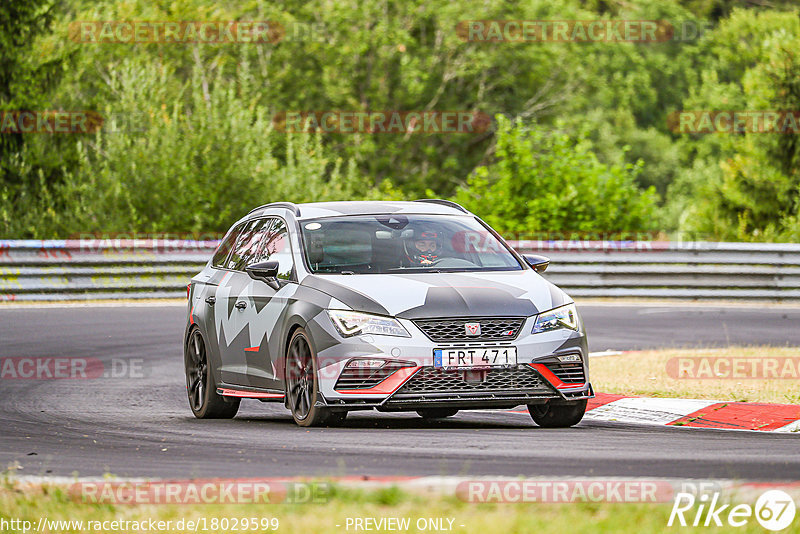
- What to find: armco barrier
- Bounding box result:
[512,240,800,300]
[0,239,216,301]
[0,239,799,301]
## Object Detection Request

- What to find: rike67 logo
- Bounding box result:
[669,490,796,531]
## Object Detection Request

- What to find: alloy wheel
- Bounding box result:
[286,334,314,420]
[186,330,207,411]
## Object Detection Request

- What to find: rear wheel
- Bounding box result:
[416,408,458,419]
[528,400,586,428]
[285,328,343,427]
[185,328,240,419]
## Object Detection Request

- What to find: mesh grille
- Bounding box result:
[413,317,525,343]
[543,362,586,384]
[334,361,410,390]
[395,366,550,395]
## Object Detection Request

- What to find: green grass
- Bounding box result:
[0,480,777,534]
[592,346,800,404]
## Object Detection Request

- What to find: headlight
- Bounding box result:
[327,310,411,338]
[532,303,579,334]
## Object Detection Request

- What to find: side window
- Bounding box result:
[225,218,270,271]
[211,222,245,268]
[252,218,295,280]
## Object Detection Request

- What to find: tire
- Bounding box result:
[285,328,342,427]
[416,408,458,419]
[528,400,587,428]
[185,328,240,419]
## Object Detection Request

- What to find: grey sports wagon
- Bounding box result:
[184,200,592,427]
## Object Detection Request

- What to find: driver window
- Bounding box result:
[252,218,295,280]
[212,222,245,268]
[225,218,269,271]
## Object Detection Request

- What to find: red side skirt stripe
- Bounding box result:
[218,388,284,399]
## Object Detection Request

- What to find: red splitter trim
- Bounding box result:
[218,388,284,399]
[529,363,586,390]
[337,366,420,395]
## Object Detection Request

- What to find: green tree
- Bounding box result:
[0,0,57,167]
[672,9,800,240]
[453,116,658,236]
[0,0,75,229]
[54,58,367,235]
[5,0,800,240]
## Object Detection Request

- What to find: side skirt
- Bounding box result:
[216,383,285,401]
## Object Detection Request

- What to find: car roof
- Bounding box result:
[250,200,471,220]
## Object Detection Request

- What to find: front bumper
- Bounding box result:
[322,365,592,411]
[308,312,592,411]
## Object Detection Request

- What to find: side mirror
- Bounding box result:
[522,254,550,273]
[246,260,281,289]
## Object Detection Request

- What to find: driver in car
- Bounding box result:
[404,229,443,266]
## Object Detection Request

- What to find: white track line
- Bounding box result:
[582,397,718,426]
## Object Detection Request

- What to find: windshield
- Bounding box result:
[300,214,523,274]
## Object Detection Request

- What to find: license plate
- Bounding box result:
[434,347,517,368]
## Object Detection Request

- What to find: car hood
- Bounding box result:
[301,270,570,319]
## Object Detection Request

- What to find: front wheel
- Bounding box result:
[285,328,342,427]
[185,328,240,419]
[528,400,587,428]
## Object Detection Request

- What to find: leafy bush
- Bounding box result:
[670,10,800,241]
[3,0,800,241]
[453,116,658,236]
[13,58,370,236]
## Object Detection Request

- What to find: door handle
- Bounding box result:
[205,296,216,305]
[235,301,248,310]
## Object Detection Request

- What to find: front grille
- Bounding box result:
[394,365,552,396]
[413,317,525,343]
[543,362,586,384]
[334,361,410,390]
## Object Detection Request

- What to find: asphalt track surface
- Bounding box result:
[1,303,799,480]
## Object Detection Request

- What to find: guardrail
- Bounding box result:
[0,240,215,301]
[513,240,800,300]
[1,239,799,301]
